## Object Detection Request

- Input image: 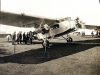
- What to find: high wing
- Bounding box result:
[0,11,56,28]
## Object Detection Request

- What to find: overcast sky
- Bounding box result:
[1,0,100,25]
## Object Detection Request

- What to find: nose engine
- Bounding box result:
[70,20,83,31]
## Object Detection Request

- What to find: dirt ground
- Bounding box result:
[0,34,100,75]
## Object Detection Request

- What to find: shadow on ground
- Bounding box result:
[75,38,100,43]
[0,39,100,64]
[0,48,8,55]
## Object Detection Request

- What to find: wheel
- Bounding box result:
[42,40,49,48]
[69,37,73,42]
[66,37,73,42]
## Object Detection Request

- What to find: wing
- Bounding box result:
[0,11,55,28]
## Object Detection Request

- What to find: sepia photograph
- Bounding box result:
[0,0,100,75]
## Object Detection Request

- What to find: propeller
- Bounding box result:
[39,19,46,28]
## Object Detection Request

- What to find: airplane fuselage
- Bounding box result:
[36,20,76,39]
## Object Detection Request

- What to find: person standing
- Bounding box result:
[23,32,27,44]
[97,31,100,37]
[17,32,20,44]
[6,35,10,42]
[23,32,25,44]
[29,31,33,44]
[19,31,22,44]
[12,31,16,45]
[91,31,94,37]
[26,32,30,44]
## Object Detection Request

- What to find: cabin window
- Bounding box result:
[50,24,59,30]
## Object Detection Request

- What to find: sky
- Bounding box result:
[1,0,100,25]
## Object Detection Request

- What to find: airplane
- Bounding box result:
[0,11,79,45]
[23,17,79,57]
[1,11,100,58]
[33,17,78,48]
[0,12,79,57]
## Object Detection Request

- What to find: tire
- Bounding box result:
[67,37,73,42]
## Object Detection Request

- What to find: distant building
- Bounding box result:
[83,25,100,30]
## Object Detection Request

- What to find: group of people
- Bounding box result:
[96,30,100,37]
[11,24,50,45]
[12,31,34,45]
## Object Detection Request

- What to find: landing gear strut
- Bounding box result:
[62,35,73,42]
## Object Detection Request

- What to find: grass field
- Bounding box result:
[0,34,100,75]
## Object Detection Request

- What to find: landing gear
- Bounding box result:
[62,35,73,43]
[66,37,73,42]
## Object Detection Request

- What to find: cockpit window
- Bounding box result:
[50,24,59,29]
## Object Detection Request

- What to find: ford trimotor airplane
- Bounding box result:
[1,12,99,57]
[33,18,77,48]
[0,12,80,46]
[0,17,78,46]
